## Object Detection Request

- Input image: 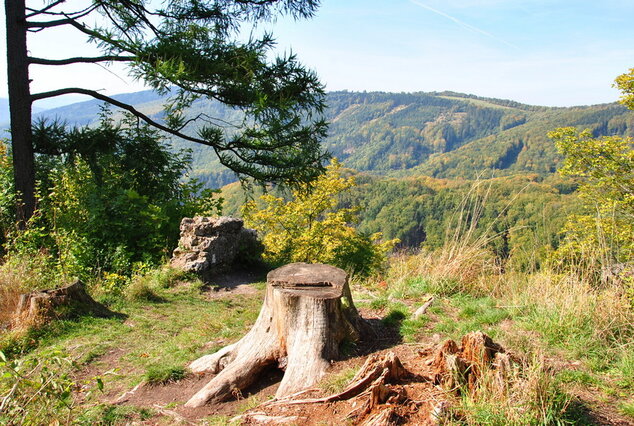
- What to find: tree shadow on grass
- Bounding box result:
[202,267,269,292]
[352,311,406,358]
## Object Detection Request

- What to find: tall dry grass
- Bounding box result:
[367,179,510,296]
[364,202,633,423]
[0,253,63,328]
[451,352,575,425]
[0,276,21,328]
[378,176,632,339]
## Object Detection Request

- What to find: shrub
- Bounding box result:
[124,278,161,302]
[2,109,223,283]
[0,142,14,255]
[0,350,78,424]
[242,159,397,276]
[548,127,634,283]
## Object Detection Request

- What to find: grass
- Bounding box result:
[235,394,263,414]
[204,414,239,425]
[2,232,633,424]
[351,241,634,424]
[620,400,634,418]
[432,295,511,338]
[0,269,266,424]
[77,405,154,425]
[460,358,583,425]
[143,364,186,385]
[319,367,357,394]
[0,252,66,327]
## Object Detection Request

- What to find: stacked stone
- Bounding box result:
[171,216,259,274]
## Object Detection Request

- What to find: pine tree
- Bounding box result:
[4,0,328,223]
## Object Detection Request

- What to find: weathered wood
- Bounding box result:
[360,407,398,426]
[431,331,506,394]
[185,263,370,407]
[412,296,434,319]
[274,351,409,407]
[13,280,116,328]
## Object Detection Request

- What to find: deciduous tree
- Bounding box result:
[242,159,398,276]
[548,71,634,274]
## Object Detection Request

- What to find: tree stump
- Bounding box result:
[185,263,369,407]
[12,280,116,329]
[430,331,507,394]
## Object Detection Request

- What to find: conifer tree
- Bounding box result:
[4,0,328,223]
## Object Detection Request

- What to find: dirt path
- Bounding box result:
[204,270,265,298]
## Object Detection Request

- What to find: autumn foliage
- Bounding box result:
[242,160,398,276]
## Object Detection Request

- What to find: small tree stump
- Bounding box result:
[185,263,369,407]
[13,280,115,329]
[430,331,507,394]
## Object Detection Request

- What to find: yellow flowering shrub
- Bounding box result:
[242,160,397,276]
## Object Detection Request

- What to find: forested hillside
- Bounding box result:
[222,170,578,269]
[6,89,626,259]
[6,90,632,187]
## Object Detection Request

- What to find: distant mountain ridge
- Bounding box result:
[0,99,45,127]
[2,90,632,186]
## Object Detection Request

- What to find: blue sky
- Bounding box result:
[2,0,633,108]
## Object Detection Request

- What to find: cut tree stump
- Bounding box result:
[12,280,116,328]
[185,263,370,407]
[430,331,507,394]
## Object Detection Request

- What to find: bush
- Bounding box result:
[548,127,634,281]
[242,159,397,276]
[1,109,223,284]
[0,141,14,255]
[124,278,161,302]
[0,350,78,424]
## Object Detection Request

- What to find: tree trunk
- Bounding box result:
[5,0,35,224]
[185,263,370,408]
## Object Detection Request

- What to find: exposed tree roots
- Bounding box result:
[185,263,370,408]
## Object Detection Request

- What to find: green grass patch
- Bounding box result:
[518,303,628,374]
[433,295,510,338]
[144,364,186,384]
[556,369,600,386]
[369,297,389,310]
[399,316,429,342]
[381,306,408,327]
[614,350,634,389]
[78,404,154,425]
[1,277,266,404]
[205,415,239,425]
[389,277,432,300]
[619,400,634,419]
[236,395,262,414]
[319,366,357,394]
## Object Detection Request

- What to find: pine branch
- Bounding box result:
[27,4,97,28]
[25,0,66,18]
[30,87,215,147]
[29,56,135,66]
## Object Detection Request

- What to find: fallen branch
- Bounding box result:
[113,382,144,405]
[153,404,197,425]
[412,296,435,320]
